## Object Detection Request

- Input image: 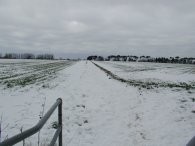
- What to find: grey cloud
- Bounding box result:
[0,0,195,58]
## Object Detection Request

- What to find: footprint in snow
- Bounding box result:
[82,94,87,98]
[76,104,86,108]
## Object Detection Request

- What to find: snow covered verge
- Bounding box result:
[94,61,195,90]
[0,60,195,146]
[92,61,195,145]
[0,59,76,145]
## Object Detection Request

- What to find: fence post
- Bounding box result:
[58,98,62,146]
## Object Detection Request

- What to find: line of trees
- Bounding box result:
[87,56,104,61]
[0,53,54,60]
[87,55,195,64]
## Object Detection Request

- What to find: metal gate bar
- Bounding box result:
[0,98,62,146]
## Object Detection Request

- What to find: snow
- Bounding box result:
[95,61,195,84]
[0,60,195,146]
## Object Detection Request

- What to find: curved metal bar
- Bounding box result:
[49,125,62,146]
[0,98,62,146]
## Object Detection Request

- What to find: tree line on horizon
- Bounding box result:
[87,55,195,64]
[0,53,54,60]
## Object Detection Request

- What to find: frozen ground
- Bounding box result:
[0,60,195,146]
[95,61,195,84]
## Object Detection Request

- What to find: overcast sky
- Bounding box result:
[0,0,195,58]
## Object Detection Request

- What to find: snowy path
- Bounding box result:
[60,61,138,146]
[1,61,194,146]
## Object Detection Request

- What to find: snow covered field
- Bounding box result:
[95,61,195,84]
[0,60,195,146]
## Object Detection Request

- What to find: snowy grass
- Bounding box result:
[0,59,76,146]
[0,60,74,88]
[94,61,195,90]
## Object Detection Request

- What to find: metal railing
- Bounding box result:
[0,98,62,146]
